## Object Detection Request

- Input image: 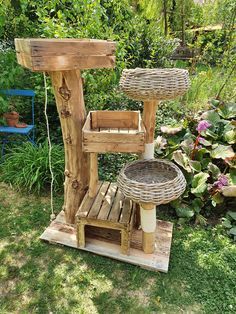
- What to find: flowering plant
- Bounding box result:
[156,101,236,225]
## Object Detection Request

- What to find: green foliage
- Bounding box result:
[222,211,236,241]
[0,141,64,194]
[156,100,236,222]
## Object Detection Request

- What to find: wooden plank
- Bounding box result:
[91,111,139,129]
[119,199,133,224]
[97,183,117,220]
[16,52,33,69]
[40,216,173,273]
[82,142,145,153]
[15,38,116,57]
[16,52,115,71]
[88,182,110,219]
[77,182,103,218]
[83,131,145,144]
[108,189,125,222]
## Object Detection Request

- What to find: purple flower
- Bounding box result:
[213,174,228,190]
[196,120,211,133]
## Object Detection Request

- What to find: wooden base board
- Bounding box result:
[40,211,173,273]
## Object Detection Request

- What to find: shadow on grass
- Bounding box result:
[0,183,236,313]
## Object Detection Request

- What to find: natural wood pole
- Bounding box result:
[141,100,158,253]
[49,70,89,224]
[142,100,158,159]
[89,153,99,198]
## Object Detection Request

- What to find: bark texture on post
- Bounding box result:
[49,70,89,224]
[142,100,158,159]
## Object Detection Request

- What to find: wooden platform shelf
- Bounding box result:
[76,181,135,255]
[82,111,145,153]
[40,210,173,273]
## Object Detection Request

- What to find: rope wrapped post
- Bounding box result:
[120,68,190,253]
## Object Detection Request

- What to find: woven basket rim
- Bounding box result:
[119,158,183,188]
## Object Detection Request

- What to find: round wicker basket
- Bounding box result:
[119,68,190,101]
[117,159,186,205]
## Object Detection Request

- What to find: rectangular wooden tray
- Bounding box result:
[82,111,145,153]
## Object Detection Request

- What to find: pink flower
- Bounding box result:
[198,137,205,144]
[196,120,211,133]
[213,174,228,190]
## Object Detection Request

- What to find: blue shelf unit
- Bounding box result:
[0,89,36,157]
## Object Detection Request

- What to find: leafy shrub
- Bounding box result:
[0,141,64,194]
[155,100,236,223]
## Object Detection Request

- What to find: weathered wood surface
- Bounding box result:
[89,153,99,198]
[83,111,145,153]
[76,182,135,255]
[142,100,158,143]
[49,70,89,224]
[90,111,140,129]
[40,210,173,273]
[15,38,116,71]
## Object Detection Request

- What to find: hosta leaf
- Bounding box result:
[189,160,201,172]
[210,144,234,159]
[218,102,236,119]
[175,206,194,218]
[172,150,191,172]
[208,162,221,179]
[191,172,209,195]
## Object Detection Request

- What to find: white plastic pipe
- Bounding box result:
[140,205,156,233]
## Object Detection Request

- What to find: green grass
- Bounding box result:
[0,183,236,314]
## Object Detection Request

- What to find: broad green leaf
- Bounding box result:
[224,129,236,144]
[201,110,221,124]
[218,102,236,119]
[230,169,236,185]
[210,144,234,159]
[228,211,236,221]
[172,150,191,172]
[191,172,209,195]
[211,192,224,207]
[192,198,204,213]
[205,129,218,140]
[208,162,221,179]
[229,227,236,236]
[175,206,194,218]
[222,218,232,228]
[189,160,201,172]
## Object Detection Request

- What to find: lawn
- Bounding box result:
[0,183,236,314]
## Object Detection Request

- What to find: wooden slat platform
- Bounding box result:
[40,211,173,273]
[76,182,135,254]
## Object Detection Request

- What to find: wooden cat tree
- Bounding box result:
[15,38,189,272]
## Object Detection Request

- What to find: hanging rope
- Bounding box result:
[43,72,55,221]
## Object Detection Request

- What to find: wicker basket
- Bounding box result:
[117,159,186,205]
[119,68,190,101]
